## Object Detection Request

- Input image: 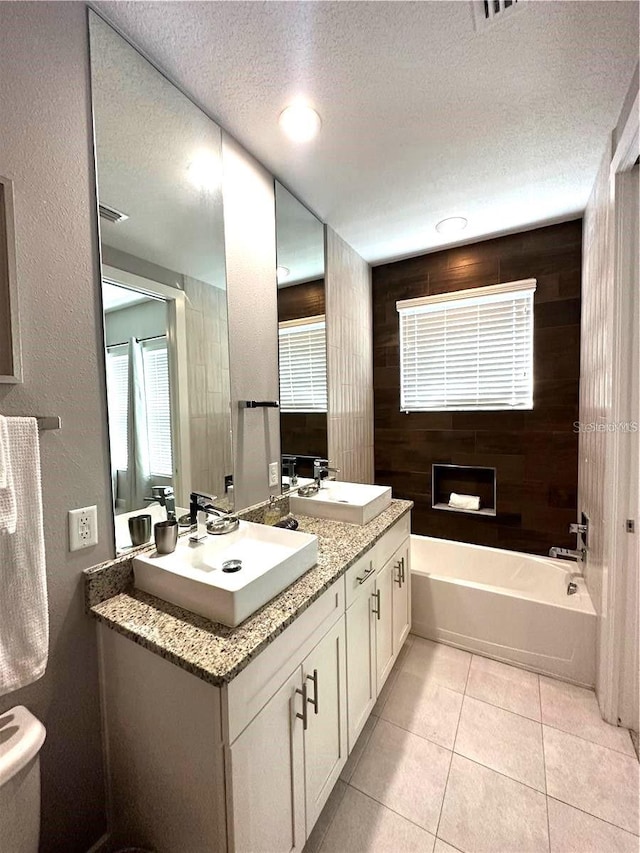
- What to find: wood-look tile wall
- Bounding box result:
[372,220,583,555]
[326,226,375,484]
[277,280,328,459]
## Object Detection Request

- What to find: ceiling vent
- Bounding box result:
[99,203,129,224]
[472,0,521,30]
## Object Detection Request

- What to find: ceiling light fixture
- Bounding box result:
[435,216,468,235]
[187,150,220,191]
[279,104,322,143]
[277,266,290,282]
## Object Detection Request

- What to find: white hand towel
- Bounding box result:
[0,415,17,534]
[449,492,481,511]
[0,417,49,697]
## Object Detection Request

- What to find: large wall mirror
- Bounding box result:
[89,12,233,552]
[275,183,326,490]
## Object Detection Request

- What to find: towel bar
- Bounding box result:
[35,416,61,430]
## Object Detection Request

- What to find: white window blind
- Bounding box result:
[105,337,173,478]
[278,316,328,413]
[397,279,536,412]
[105,344,129,471]
[142,338,173,477]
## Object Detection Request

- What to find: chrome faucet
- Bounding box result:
[313,458,340,487]
[145,485,176,521]
[282,455,298,488]
[189,491,217,542]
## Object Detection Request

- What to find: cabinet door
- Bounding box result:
[375,558,395,692]
[392,540,411,655]
[345,571,376,750]
[229,667,305,853]
[303,616,348,833]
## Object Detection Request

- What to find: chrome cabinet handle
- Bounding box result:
[394,559,402,586]
[372,589,381,620]
[295,682,308,730]
[307,669,319,715]
[401,556,406,585]
[357,563,375,584]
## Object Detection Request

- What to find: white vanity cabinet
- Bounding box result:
[344,514,411,750]
[97,513,410,853]
[228,615,347,853]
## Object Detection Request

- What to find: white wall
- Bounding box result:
[222,133,281,509]
[0,3,112,849]
[325,226,374,483]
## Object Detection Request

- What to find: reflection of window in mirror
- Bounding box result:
[275,182,327,485]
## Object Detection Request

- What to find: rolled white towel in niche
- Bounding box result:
[449,492,481,511]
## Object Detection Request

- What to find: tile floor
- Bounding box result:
[304,635,640,853]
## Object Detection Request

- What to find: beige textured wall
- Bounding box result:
[222,133,280,509]
[325,226,374,483]
[184,275,232,500]
[0,3,111,849]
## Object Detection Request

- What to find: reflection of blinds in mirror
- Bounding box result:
[105,337,173,478]
[142,338,173,477]
[105,344,129,471]
[279,316,327,413]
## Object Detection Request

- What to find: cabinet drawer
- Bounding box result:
[226,578,344,744]
[375,514,410,569]
[344,551,377,609]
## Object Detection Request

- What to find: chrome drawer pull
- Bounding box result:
[295,682,308,730]
[307,669,319,715]
[357,563,375,584]
[372,589,381,620]
[394,559,402,586]
[400,556,406,585]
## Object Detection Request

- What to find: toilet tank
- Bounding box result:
[0,706,46,853]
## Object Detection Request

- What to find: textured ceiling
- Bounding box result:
[94,0,639,265]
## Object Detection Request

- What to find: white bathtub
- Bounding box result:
[411,535,597,687]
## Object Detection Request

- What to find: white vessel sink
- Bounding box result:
[133,521,318,627]
[290,482,392,526]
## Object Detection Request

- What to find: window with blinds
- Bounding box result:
[278,316,328,413]
[105,337,173,478]
[397,279,536,412]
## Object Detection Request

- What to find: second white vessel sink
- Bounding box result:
[133,520,318,627]
[290,481,392,526]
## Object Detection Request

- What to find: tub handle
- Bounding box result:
[372,589,381,620]
[357,563,375,584]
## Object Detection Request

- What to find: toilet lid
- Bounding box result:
[0,705,46,786]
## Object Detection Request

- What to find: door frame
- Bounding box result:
[600,92,639,730]
[102,264,191,509]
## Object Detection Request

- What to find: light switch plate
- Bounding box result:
[268,462,279,487]
[69,505,98,551]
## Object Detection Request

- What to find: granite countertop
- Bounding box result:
[87,499,412,687]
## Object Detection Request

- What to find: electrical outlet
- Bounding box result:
[268,462,279,488]
[69,505,98,551]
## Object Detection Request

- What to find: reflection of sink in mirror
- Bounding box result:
[290,482,392,526]
[282,475,315,490]
[133,521,318,627]
[90,13,233,554]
